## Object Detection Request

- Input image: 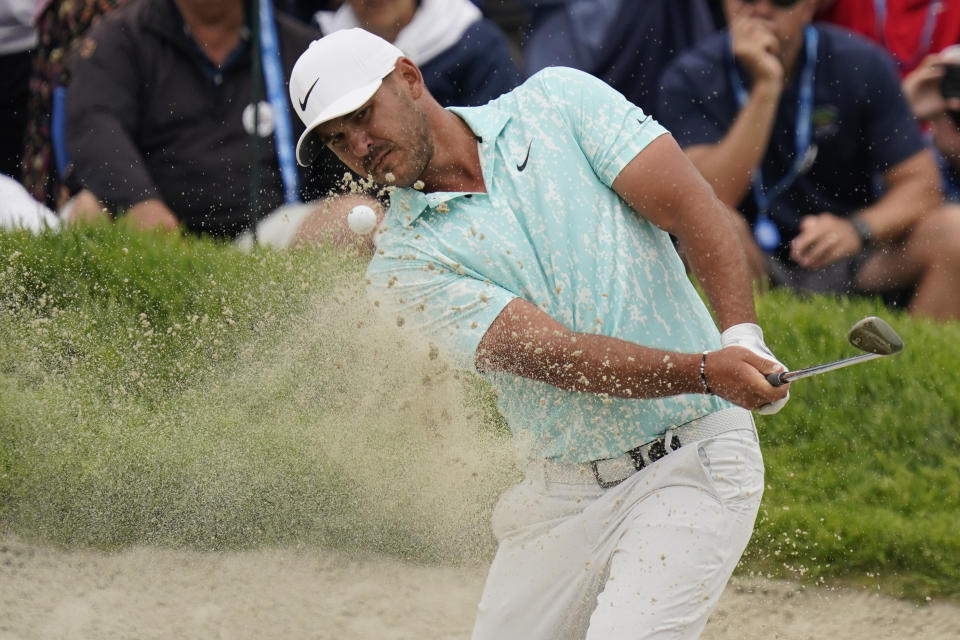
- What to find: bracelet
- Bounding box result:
[850,216,873,248]
[699,351,712,394]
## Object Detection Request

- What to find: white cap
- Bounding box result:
[289,29,404,167]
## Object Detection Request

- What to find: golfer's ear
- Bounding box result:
[394,57,424,99]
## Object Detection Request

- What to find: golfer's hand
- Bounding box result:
[790,213,861,270]
[721,322,790,414]
[729,14,783,89]
[702,346,790,412]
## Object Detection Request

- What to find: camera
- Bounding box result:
[940,63,960,99]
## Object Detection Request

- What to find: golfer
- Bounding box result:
[290,29,790,640]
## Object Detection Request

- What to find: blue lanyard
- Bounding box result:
[258,0,300,204]
[727,25,818,222]
[873,0,941,71]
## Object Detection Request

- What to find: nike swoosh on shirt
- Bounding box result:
[516,140,533,172]
[298,77,320,112]
[637,115,650,126]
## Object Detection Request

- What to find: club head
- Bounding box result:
[847,316,904,355]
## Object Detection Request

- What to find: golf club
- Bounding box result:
[766,316,904,387]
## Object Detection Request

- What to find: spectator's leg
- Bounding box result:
[856,203,960,321]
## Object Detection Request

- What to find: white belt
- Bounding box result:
[538,408,755,489]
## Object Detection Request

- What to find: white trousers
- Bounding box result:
[471,419,764,640]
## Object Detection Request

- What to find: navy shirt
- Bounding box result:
[657,24,926,254]
[524,0,716,113]
[419,18,522,108]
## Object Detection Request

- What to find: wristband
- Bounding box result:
[850,216,873,247]
[699,351,712,394]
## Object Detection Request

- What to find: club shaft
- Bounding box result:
[772,352,883,385]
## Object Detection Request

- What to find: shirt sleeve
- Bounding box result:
[65,21,161,212]
[532,67,669,187]
[365,247,516,372]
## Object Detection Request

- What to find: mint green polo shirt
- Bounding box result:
[366,67,732,463]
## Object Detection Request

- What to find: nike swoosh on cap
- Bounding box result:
[299,77,320,112]
[516,140,533,172]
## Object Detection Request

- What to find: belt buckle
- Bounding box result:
[590,459,627,489]
[591,433,683,489]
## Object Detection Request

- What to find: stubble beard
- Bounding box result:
[389,109,433,189]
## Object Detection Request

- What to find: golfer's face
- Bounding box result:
[317,75,432,187]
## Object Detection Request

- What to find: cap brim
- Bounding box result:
[295,78,384,167]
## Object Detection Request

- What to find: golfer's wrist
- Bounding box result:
[669,352,713,397]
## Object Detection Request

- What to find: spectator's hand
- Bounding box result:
[903,53,951,120]
[729,14,784,89]
[60,189,109,226]
[721,322,789,414]
[124,199,179,233]
[789,212,862,270]
[701,345,790,412]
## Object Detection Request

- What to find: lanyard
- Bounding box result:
[258,0,300,204]
[873,0,941,71]
[727,25,818,250]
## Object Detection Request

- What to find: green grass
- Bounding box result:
[745,289,960,600]
[0,226,957,601]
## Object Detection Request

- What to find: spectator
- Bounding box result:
[521,0,717,112]
[815,0,960,76]
[64,0,359,240]
[22,0,129,211]
[658,0,960,322]
[290,28,790,639]
[0,0,37,181]
[903,49,960,201]
[818,2,960,213]
[314,0,522,107]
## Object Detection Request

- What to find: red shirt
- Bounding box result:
[817,0,960,75]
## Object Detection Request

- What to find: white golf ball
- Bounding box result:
[347,205,377,235]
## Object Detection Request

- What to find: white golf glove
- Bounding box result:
[720,323,789,415]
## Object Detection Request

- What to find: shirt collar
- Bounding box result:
[388,105,510,224]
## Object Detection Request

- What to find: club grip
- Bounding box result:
[766,371,786,387]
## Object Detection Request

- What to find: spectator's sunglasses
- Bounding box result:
[739,0,804,7]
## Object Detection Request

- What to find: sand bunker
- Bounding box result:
[2,534,958,639]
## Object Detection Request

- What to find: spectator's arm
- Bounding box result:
[852,149,941,244]
[684,16,784,208]
[65,23,168,218]
[788,149,940,270]
[683,82,779,208]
